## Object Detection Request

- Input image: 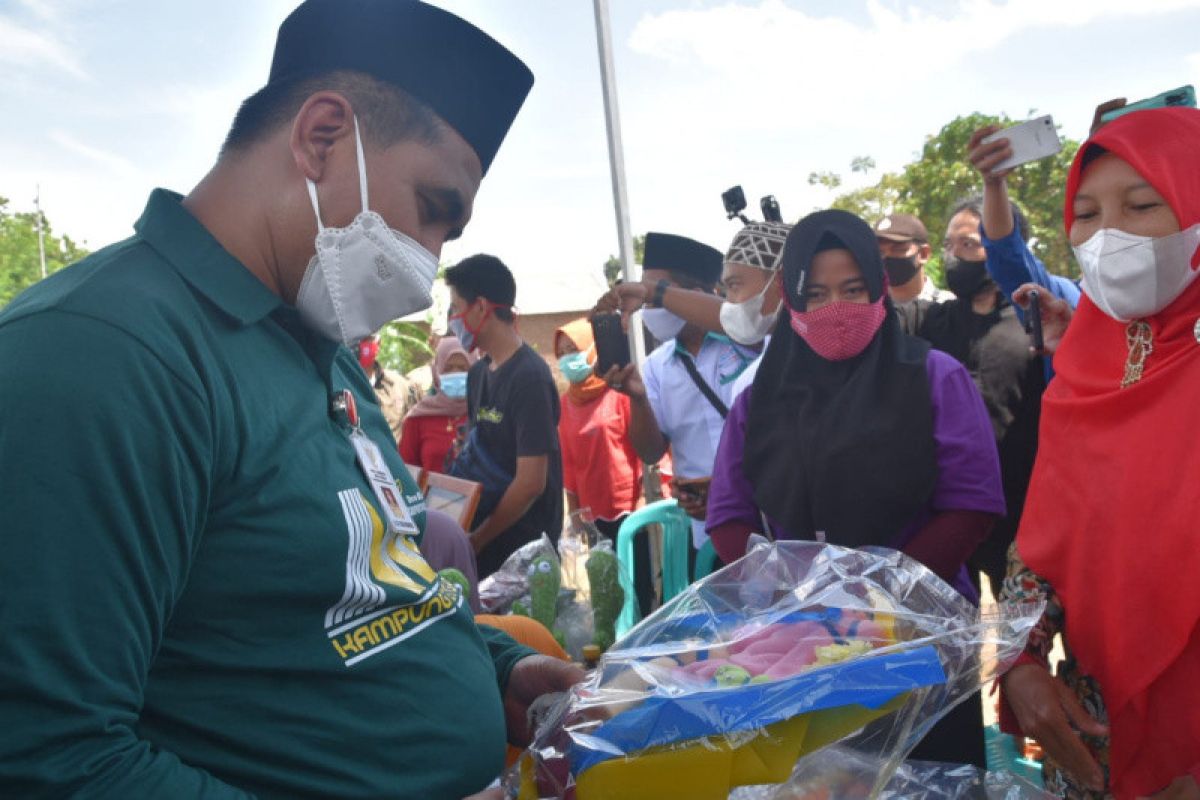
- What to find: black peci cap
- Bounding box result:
[269,0,534,174]
[642,232,723,285]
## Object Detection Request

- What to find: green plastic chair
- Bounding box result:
[615,499,692,638]
[984,724,1045,787]
[694,538,719,582]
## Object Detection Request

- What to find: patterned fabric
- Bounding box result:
[786,296,887,361]
[373,366,422,440]
[724,221,792,272]
[1002,543,1112,799]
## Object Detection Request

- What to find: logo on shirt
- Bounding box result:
[478,406,504,424]
[323,489,459,667]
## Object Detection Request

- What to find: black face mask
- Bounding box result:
[944,255,992,299]
[882,255,920,287]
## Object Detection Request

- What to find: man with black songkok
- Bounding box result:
[603,233,759,551]
[0,2,581,798]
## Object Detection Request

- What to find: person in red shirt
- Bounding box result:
[554,318,641,540]
[399,336,475,472]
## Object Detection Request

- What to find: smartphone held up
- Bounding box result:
[981,115,1062,171]
[591,312,631,375]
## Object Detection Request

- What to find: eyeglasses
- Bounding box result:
[943,237,983,253]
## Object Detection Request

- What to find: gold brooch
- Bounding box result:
[1122,321,1153,388]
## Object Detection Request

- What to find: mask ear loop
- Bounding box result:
[755,268,785,317]
[304,114,369,232]
[352,114,369,212]
[305,180,325,234]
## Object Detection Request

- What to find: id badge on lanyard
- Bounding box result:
[335,389,419,536]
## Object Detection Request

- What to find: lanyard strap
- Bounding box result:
[679,354,728,419]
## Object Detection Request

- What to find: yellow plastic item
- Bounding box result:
[539,696,904,800]
[518,619,908,800]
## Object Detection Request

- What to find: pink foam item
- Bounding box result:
[728,652,776,676]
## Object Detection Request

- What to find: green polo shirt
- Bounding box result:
[0,190,531,799]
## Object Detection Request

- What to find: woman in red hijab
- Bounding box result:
[553,318,642,540]
[1001,107,1200,799]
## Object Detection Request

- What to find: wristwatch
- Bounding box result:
[651,279,670,309]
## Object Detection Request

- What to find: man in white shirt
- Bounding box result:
[601,233,757,549]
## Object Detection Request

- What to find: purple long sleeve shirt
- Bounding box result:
[707,349,1005,600]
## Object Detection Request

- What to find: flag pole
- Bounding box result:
[591,0,645,366]
[34,184,48,280]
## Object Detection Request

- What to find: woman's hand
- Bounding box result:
[1002,662,1108,791]
[1090,98,1127,136]
[967,124,1015,186]
[1013,283,1073,356]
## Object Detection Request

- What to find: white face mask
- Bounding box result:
[719,273,781,345]
[641,307,686,342]
[1075,223,1200,322]
[295,116,439,346]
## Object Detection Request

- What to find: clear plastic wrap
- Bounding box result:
[512,542,1044,800]
[477,529,628,661]
[730,748,1052,799]
[479,534,560,615]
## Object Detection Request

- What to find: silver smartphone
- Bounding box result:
[983,115,1062,170]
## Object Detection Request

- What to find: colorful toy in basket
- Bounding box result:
[513,541,1044,800]
[519,608,946,800]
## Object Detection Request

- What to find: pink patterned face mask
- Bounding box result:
[788,296,886,361]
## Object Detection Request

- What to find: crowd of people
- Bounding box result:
[1,0,1198,798]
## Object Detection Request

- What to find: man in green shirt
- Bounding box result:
[0,2,580,798]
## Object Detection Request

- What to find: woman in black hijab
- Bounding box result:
[705,209,1004,765]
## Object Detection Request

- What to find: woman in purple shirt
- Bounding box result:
[706,209,1004,765]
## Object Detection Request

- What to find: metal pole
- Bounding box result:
[34,184,47,280]
[592,0,645,366]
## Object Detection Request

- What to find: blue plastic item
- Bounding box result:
[570,643,947,775]
[615,499,691,637]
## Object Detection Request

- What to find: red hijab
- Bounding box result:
[1018,107,1200,795]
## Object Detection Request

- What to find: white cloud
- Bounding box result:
[0,12,86,79]
[49,130,143,181]
[16,0,64,23]
[628,0,1200,133]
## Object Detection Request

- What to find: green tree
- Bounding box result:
[817,113,1082,281]
[375,319,434,374]
[0,196,89,308]
[603,234,646,287]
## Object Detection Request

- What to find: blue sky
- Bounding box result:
[4,0,1200,313]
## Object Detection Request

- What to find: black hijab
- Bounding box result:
[743,210,938,548]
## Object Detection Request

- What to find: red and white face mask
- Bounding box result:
[787,296,886,361]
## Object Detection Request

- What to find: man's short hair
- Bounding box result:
[950,193,1032,242]
[445,254,517,323]
[667,269,716,292]
[221,70,443,154]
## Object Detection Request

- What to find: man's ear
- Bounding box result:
[290,91,356,182]
[916,242,933,265]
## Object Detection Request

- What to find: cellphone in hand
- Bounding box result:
[982,115,1062,171]
[1027,289,1045,352]
[1100,84,1196,124]
[591,313,631,375]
